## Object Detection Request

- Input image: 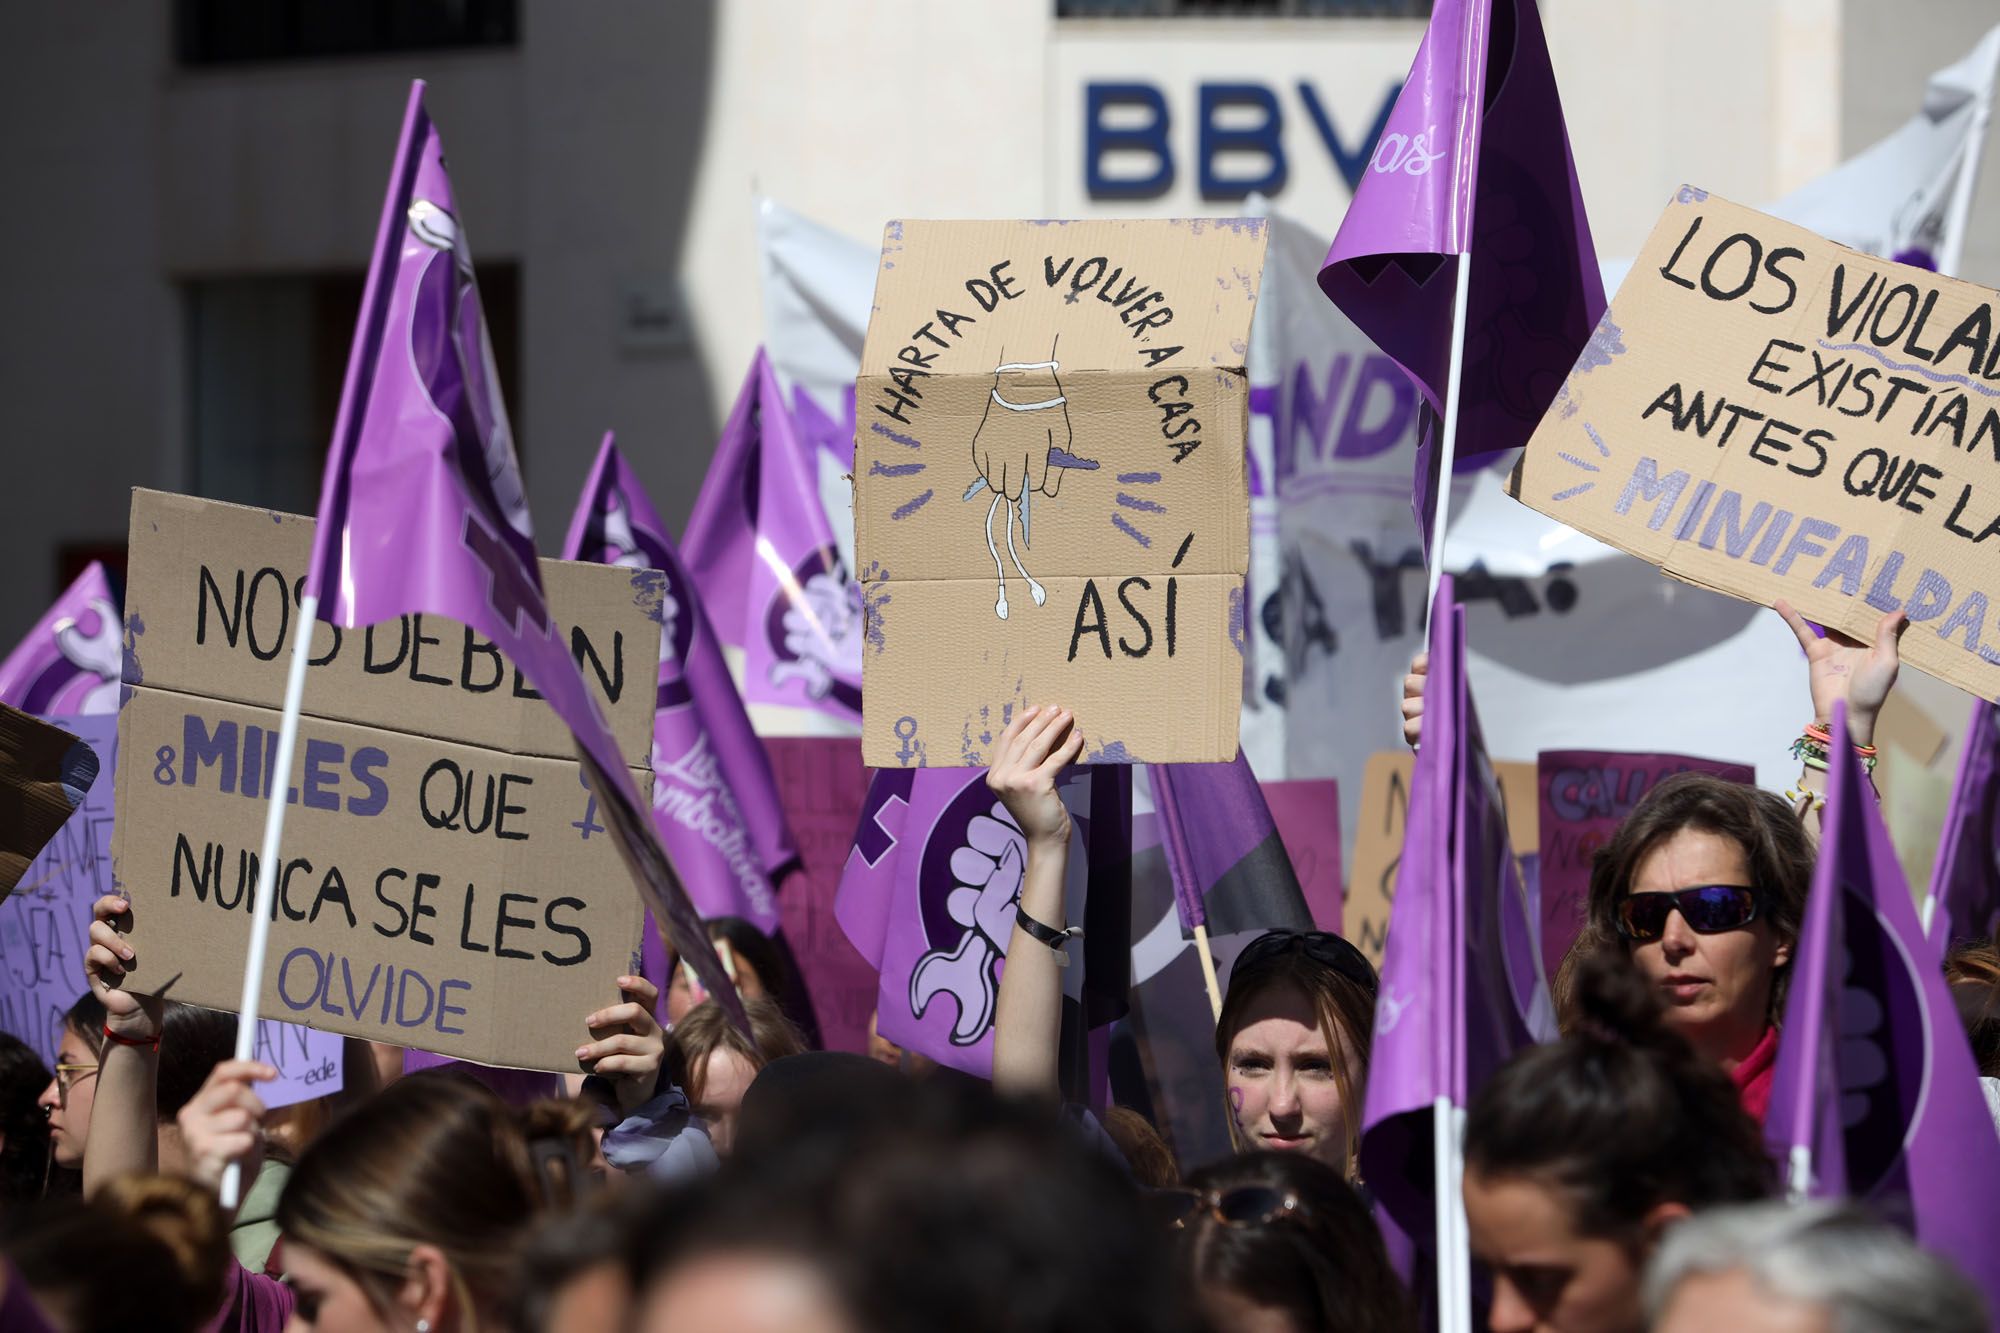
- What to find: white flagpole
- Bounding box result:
[1424,256,1476,626]
[1786,1144,1813,1204]
[1936,51,1995,278]
[1423,254,1475,1333]
[218,593,318,1209]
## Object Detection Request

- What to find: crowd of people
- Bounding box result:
[0,602,1995,1333]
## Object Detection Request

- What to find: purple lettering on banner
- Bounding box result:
[1334,357,1418,461]
[0,715,118,1063]
[1285,354,1353,480]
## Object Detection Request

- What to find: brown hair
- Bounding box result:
[3,1173,231,1332]
[1179,1151,1414,1333]
[1466,954,1775,1242]
[1212,938,1375,1172]
[275,1072,594,1331]
[1571,773,1811,1026]
[1945,935,2000,1078]
[1101,1104,1180,1188]
[673,997,806,1104]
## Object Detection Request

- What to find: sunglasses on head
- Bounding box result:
[1615,885,1761,941]
[1232,930,1379,998]
[1149,1185,1303,1230]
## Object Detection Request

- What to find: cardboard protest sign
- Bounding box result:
[0,713,341,1106]
[0,714,115,1057]
[1512,189,2000,702]
[854,219,1269,767]
[1345,750,1536,968]
[1535,749,1756,979]
[0,706,100,900]
[116,492,651,1070]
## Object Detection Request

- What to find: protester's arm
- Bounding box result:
[177,1059,277,1199]
[579,974,665,1118]
[989,706,1086,1100]
[80,894,164,1198]
[1775,601,1906,838]
[1401,652,1428,750]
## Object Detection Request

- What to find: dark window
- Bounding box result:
[185,265,521,514]
[1058,0,1429,15]
[177,0,518,66]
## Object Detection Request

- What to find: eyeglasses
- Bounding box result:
[1150,1185,1304,1230]
[1232,930,1379,999]
[1615,886,1761,942]
[52,1063,98,1105]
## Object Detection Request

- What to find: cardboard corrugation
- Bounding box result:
[854,219,1267,767]
[115,491,652,1070]
[124,490,657,768]
[1511,189,2000,704]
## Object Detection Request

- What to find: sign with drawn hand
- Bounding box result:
[855,219,1268,767]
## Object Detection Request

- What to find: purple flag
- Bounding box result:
[0,563,122,716]
[1928,701,2000,949]
[1767,702,2000,1310]
[836,763,1130,1078]
[564,432,797,934]
[1317,0,1604,552]
[1360,574,1556,1244]
[301,81,743,1029]
[681,351,864,724]
[1150,754,1314,937]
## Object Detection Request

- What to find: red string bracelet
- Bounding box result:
[101,1023,159,1052]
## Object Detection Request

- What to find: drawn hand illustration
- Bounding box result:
[965,344,1099,620]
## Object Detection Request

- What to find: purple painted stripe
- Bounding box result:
[872,421,922,449]
[1048,448,1100,470]
[1111,513,1150,547]
[892,489,934,520]
[870,459,926,477]
[1118,471,1161,484]
[1116,492,1167,514]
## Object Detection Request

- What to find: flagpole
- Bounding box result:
[1191,923,1224,1022]
[217,592,318,1209]
[1937,47,1995,278]
[1424,257,1476,624]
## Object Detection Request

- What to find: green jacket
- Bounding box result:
[229,1158,291,1272]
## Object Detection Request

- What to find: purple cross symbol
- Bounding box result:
[461,509,550,637]
[855,770,915,868]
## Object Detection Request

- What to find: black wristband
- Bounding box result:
[1016,906,1081,964]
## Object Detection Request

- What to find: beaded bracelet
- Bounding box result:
[1786,785,1827,813]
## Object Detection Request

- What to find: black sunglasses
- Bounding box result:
[1615,885,1761,942]
[1149,1185,1303,1230]
[1232,930,1379,998]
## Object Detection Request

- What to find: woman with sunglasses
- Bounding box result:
[1569,773,1810,1122]
[1462,953,1773,1333]
[989,707,1377,1176]
[1168,1151,1414,1333]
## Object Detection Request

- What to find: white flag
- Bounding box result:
[1771,23,1999,274]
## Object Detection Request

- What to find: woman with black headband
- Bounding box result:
[987,706,1378,1177]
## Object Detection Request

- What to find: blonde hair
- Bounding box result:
[672,997,806,1104]
[276,1073,595,1332]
